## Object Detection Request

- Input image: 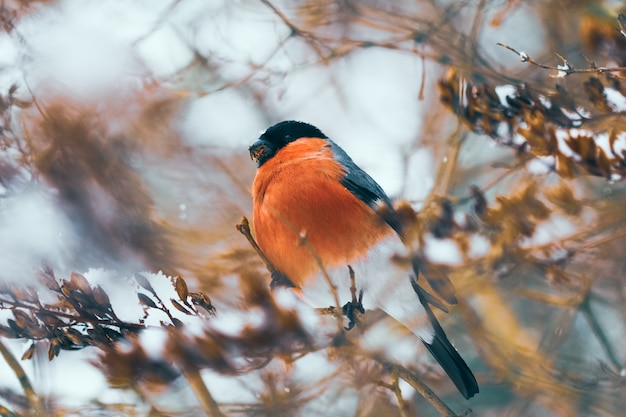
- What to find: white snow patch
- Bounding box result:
[556,64,569,78]
[612,132,626,157]
[527,156,555,175]
[554,129,581,161]
[139,327,168,359]
[605,87,626,112]
[201,370,260,404]
[494,84,517,107]
[538,94,552,109]
[468,234,491,258]
[519,215,576,248]
[291,350,339,386]
[209,307,264,336]
[512,132,528,146]
[595,132,612,157]
[576,106,591,118]
[423,234,462,265]
[560,107,583,124]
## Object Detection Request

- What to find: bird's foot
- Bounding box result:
[341,292,364,331]
[342,265,364,330]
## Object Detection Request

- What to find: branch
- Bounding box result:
[181,364,226,417]
[390,363,467,417]
[237,216,345,333]
[258,0,331,59]
[0,295,145,333]
[497,42,626,76]
[389,370,411,417]
[0,340,43,416]
[236,217,280,276]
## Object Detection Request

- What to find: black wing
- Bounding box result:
[328,140,402,234]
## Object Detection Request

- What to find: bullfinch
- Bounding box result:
[249,120,479,399]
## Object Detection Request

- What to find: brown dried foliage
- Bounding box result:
[0,265,138,360]
[2,2,626,417]
[439,67,626,180]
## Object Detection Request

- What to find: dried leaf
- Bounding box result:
[60,282,71,298]
[172,317,185,328]
[28,324,49,339]
[19,286,39,304]
[6,319,22,334]
[36,311,62,327]
[48,338,60,361]
[596,148,612,178]
[556,153,576,178]
[412,256,457,306]
[618,13,626,37]
[92,285,112,309]
[470,185,487,217]
[21,343,35,360]
[135,274,155,294]
[69,271,92,295]
[171,299,192,315]
[175,276,189,301]
[102,327,123,342]
[138,293,158,309]
[65,328,85,345]
[584,77,610,112]
[190,292,216,315]
[545,183,581,216]
[13,310,34,329]
[11,97,32,108]
[0,325,18,338]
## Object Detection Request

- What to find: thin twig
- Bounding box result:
[497,42,626,76]
[259,0,331,59]
[580,294,624,372]
[237,216,344,332]
[236,217,279,275]
[390,369,411,417]
[299,232,345,333]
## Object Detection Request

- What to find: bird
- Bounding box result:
[248,120,479,399]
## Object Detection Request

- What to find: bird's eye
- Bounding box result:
[284,134,292,142]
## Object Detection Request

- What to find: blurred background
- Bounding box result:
[1,0,626,416]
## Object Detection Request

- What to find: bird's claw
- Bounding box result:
[342,289,364,330]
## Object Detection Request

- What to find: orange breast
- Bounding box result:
[252,138,392,287]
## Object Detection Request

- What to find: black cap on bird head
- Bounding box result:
[249,121,327,167]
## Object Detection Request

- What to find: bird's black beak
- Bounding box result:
[249,139,273,167]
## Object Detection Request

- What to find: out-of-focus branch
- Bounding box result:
[0,295,145,334]
[0,340,43,416]
[180,364,226,417]
[580,295,624,372]
[390,363,466,417]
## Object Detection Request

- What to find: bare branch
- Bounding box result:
[497,42,626,76]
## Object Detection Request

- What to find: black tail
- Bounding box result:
[413,279,479,399]
[420,327,479,399]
